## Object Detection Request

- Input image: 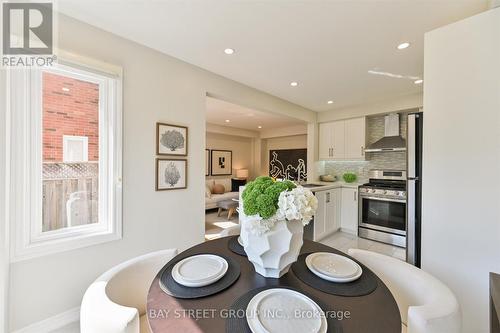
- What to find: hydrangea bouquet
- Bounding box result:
[242,176,318,235]
[240,176,318,277]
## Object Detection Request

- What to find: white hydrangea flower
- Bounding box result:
[243,213,278,235]
[276,186,318,226]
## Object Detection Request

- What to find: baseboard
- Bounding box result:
[12,307,79,333]
[340,227,358,236]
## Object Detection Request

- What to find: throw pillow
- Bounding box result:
[212,184,225,194]
[205,185,212,198]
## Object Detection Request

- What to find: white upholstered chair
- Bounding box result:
[220,224,241,237]
[80,248,178,333]
[347,249,461,333]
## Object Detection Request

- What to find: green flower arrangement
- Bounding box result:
[242,176,296,219]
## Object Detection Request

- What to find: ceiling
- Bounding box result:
[206,97,305,132]
[58,0,487,112]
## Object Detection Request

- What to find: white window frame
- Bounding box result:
[9,55,123,262]
[63,135,89,162]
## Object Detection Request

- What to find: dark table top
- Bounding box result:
[147,237,401,333]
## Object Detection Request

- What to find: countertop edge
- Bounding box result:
[304,181,364,192]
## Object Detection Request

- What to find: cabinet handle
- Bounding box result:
[361,146,364,156]
[354,191,357,201]
[326,192,330,203]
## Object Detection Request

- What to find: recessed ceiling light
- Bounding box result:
[397,42,410,50]
[414,79,423,84]
[290,81,298,87]
[224,48,235,55]
[327,100,334,104]
[225,119,230,123]
[62,87,70,92]
[258,126,262,129]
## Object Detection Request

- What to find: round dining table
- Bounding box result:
[147,237,401,333]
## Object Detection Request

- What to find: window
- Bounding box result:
[10,57,122,261]
[63,135,89,162]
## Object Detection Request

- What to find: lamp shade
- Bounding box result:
[236,169,249,178]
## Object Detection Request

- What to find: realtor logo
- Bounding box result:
[2,1,55,67]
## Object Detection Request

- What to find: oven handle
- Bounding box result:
[360,195,406,204]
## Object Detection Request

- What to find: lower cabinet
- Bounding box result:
[313,189,340,241]
[340,188,359,235]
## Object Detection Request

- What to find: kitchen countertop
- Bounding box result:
[302,180,365,192]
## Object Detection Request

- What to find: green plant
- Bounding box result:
[343,172,357,183]
[242,176,296,219]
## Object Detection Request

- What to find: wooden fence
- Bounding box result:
[42,176,98,232]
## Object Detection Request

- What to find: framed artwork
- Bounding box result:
[211,150,232,176]
[269,149,307,181]
[205,149,210,176]
[156,122,188,156]
[156,158,187,190]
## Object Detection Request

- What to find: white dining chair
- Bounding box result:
[220,224,241,237]
[80,248,178,333]
[347,249,461,333]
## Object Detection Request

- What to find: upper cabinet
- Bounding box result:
[345,117,366,160]
[319,117,366,161]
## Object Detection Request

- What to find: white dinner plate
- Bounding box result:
[237,236,244,246]
[171,254,228,287]
[246,288,327,333]
[305,252,362,283]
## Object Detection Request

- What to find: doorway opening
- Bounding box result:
[204,96,308,240]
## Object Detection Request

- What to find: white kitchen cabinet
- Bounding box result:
[341,187,358,235]
[313,188,340,241]
[331,121,346,159]
[318,122,333,160]
[318,117,365,161]
[345,117,366,160]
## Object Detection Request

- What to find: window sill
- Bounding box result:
[11,228,122,263]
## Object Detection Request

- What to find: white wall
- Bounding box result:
[422,8,500,332]
[206,123,259,138]
[260,124,307,139]
[6,14,315,331]
[206,132,255,179]
[0,69,9,333]
[317,92,422,123]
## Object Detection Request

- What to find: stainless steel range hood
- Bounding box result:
[364,114,406,152]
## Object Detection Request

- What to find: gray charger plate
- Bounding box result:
[228,236,247,256]
[226,286,343,333]
[159,253,240,299]
[291,252,378,297]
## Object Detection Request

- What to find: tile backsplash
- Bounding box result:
[320,113,408,182]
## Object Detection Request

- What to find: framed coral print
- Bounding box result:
[156,123,188,156]
[156,158,187,190]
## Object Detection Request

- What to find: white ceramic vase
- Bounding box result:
[241,218,304,278]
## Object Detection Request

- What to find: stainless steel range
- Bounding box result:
[358,170,407,248]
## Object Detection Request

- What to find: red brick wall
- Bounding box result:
[42,72,99,162]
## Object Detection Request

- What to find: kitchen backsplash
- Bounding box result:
[320,113,408,182]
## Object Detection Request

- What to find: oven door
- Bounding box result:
[359,195,406,235]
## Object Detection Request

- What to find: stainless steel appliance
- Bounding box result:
[358,170,407,248]
[364,114,406,152]
[406,112,423,267]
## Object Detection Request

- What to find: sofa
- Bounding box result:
[205,178,239,210]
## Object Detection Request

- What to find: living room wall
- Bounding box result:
[6,13,315,331]
[206,132,255,179]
